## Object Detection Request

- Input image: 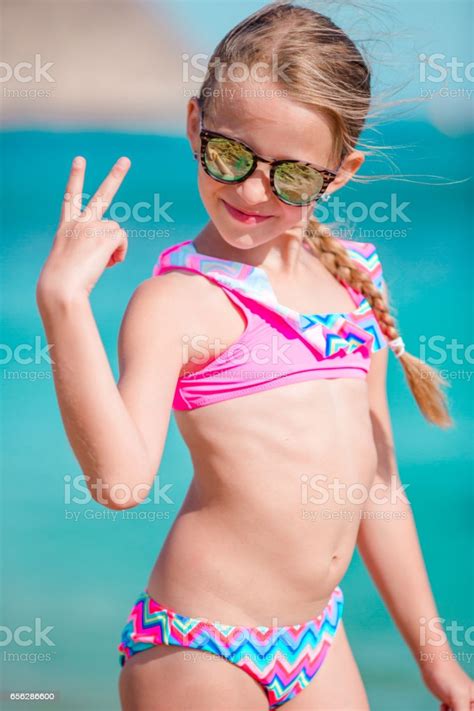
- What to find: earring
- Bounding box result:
[321,192,330,202]
[192,150,198,161]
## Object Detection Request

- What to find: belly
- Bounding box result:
[149,378,378,625]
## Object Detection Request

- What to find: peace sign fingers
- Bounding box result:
[60,156,86,225]
[83,157,131,223]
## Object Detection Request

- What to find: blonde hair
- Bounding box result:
[197,0,453,428]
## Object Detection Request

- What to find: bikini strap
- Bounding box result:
[152,239,257,322]
[336,237,385,293]
[152,238,386,358]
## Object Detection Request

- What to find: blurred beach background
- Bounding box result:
[1,0,473,709]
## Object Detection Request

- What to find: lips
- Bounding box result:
[222,200,273,225]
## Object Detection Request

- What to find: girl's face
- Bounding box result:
[187,86,363,251]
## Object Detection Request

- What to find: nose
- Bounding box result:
[235,160,273,205]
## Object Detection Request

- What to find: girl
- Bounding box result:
[36,2,473,709]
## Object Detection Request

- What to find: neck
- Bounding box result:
[193,221,312,277]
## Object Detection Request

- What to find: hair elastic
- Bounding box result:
[388,336,406,358]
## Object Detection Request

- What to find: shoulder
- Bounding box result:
[334,236,385,290]
[117,271,219,378]
[133,238,213,306]
[147,237,240,313]
[129,268,217,327]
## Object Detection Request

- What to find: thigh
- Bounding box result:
[284,621,370,710]
[118,644,268,711]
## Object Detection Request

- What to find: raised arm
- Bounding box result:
[36,157,185,509]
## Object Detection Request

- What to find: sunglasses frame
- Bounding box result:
[197,107,340,207]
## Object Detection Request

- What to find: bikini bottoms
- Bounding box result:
[118,585,344,709]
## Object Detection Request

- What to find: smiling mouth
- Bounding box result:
[221,199,273,223]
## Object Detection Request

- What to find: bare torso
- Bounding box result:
[147,231,378,627]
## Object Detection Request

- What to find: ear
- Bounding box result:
[325,150,365,197]
[187,98,201,155]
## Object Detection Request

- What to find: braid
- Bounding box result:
[304,216,453,429]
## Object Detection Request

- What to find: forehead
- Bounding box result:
[203,86,335,165]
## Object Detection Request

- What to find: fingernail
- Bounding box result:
[116,157,130,169]
[73,156,85,167]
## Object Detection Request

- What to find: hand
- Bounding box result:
[37,155,131,302]
[420,655,474,711]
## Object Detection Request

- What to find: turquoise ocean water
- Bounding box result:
[0,123,473,709]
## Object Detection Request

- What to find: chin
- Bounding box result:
[216,200,278,243]
[215,229,262,251]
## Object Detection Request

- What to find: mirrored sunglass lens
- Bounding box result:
[204,138,254,181]
[274,162,324,204]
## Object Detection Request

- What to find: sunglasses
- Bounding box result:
[195,107,340,207]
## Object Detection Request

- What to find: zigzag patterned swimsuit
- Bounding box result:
[118,237,388,708]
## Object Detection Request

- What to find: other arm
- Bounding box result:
[358,282,473,710]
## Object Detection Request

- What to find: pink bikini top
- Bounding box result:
[152,237,388,411]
